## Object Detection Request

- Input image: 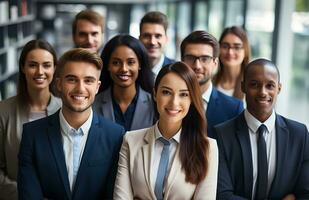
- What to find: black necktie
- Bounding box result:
[255,124,268,200]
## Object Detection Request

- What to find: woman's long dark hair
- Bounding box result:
[99,34,154,93]
[154,61,209,184]
[17,39,57,105]
[213,26,251,99]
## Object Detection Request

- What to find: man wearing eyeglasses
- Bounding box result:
[181,30,244,139]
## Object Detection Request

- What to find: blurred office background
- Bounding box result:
[0,0,308,126]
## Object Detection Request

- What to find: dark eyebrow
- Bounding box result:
[64,74,77,79]
[160,86,189,92]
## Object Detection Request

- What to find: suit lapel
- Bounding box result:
[73,113,100,194]
[268,115,288,195]
[142,127,156,199]
[236,113,254,195]
[47,111,71,199]
[131,87,148,130]
[164,145,181,198]
[206,88,217,125]
[101,87,115,121]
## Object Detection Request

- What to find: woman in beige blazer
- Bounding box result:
[0,39,61,199]
[114,62,218,200]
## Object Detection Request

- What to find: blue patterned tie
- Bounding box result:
[255,124,268,200]
[71,128,83,186]
[154,137,171,200]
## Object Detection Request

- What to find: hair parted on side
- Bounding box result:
[154,61,210,184]
[140,11,168,33]
[180,30,219,59]
[72,9,104,36]
[57,48,103,76]
[18,39,57,104]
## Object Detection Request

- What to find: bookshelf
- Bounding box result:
[0,0,35,100]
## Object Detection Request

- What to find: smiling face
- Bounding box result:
[242,64,281,122]
[22,49,55,92]
[219,33,245,68]
[57,61,101,115]
[108,45,139,90]
[73,19,103,53]
[139,23,167,66]
[183,43,218,91]
[154,72,191,129]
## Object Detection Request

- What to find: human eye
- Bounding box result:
[233,45,243,51]
[161,89,171,95]
[27,62,37,68]
[266,83,276,89]
[179,92,189,98]
[84,78,96,85]
[65,76,77,83]
[200,56,212,63]
[43,62,52,68]
[249,81,258,88]
[111,59,121,66]
[127,59,137,66]
[184,55,195,63]
[92,32,99,37]
[220,43,230,49]
[155,34,162,39]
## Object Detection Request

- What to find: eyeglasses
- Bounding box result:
[183,55,214,65]
[220,43,244,52]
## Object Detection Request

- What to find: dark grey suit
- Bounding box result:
[93,86,155,131]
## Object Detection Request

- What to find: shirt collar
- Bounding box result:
[152,54,165,76]
[154,121,181,143]
[202,83,213,104]
[59,108,93,136]
[244,109,276,134]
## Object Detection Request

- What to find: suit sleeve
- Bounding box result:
[194,139,218,199]
[113,133,134,200]
[17,125,44,200]
[0,118,17,200]
[103,127,125,199]
[216,129,248,200]
[294,125,309,198]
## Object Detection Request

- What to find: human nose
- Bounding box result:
[120,63,129,72]
[150,36,156,45]
[36,65,44,75]
[87,34,94,44]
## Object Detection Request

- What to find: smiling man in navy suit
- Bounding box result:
[18,48,124,200]
[181,31,244,139]
[215,58,309,199]
[139,11,174,78]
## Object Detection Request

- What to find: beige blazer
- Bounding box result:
[0,94,61,200]
[114,125,218,200]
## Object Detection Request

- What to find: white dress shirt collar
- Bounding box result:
[152,54,165,77]
[154,121,181,143]
[244,109,276,134]
[59,108,93,138]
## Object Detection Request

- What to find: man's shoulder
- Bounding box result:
[276,114,308,134]
[214,88,243,105]
[95,113,124,132]
[163,56,175,66]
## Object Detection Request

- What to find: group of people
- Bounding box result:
[0,9,308,200]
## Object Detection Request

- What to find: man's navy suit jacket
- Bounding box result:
[207,87,244,139]
[215,112,309,199]
[18,110,125,200]
[162,56,175,67]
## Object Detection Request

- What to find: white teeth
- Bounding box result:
[118,75,129,81]
[72,96,86,100]
[166,109,180,114]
